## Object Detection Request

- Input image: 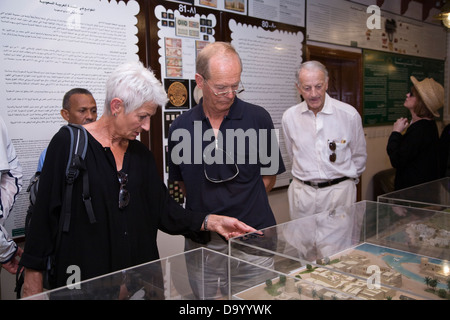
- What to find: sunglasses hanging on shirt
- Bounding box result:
[328,140,337,163]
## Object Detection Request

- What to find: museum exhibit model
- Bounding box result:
[230,201,449,300]
[24,197,449,300]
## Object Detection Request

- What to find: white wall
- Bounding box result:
[362,126,396,200]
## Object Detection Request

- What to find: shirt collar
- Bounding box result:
[300,93,333,115]
[191,97,244,122]
[321,93,333,114]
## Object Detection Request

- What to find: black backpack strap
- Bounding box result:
[61,124,96,233]
[82,168,96,224]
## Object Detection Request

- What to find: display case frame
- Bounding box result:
[22,200,450,300]
[378,177,450,210]
[23,247,358,300]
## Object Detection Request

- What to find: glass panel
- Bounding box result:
[23,201,449,300]
[230,201,450,300]
[25,248,338,300]
[378,177,450,210]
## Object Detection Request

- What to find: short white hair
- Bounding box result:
[104,61,168,115]
[296,61,329,85]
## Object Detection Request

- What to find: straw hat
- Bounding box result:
[411,76,444,117]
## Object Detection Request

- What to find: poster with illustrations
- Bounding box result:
[0,0,140,237]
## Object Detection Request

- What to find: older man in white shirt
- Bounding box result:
[282,61,367,220]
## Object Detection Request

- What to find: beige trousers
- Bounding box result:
[288,178,356,220]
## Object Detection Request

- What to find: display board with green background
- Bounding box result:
[363,49,445,126]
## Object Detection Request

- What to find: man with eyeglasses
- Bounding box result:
[282,61,367,221]
[168,42,285,299]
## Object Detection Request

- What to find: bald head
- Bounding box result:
[196,42,243,80]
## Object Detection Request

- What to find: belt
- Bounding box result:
[298,177,350,189]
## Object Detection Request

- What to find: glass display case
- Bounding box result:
[378,177,450,210]
[230,201,450,300]
[23,201,449,300]
[23,247,357,300]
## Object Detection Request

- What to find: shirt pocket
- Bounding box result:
[326,138,350,165]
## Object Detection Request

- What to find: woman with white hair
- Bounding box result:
[20,61,256,298]
[387,76,445,190]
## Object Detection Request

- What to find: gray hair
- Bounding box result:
[196,42,243,80]
[104,61,168,115]
[296,61,329,85]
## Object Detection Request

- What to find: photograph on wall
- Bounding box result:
[175,16,201,38]
[164,111,182,138]
[190,79,202,107]
[196,0,247,15]
[165,78,190,110]
[224,0,245,13]
[199,0,217,9]
[196,40,209,57]
[155,4,217,81]
[167,180,185,205]
[165,37,183,78]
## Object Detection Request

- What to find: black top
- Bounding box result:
[168,97,285,230]
[21,127,205,288]
[438,124,450,177]
[387,119,440,190]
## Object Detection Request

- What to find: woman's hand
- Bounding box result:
[202,214,258,240]
[393,117,409,133]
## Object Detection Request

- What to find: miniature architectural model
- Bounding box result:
[333,253,402,287]
[420,257,450,283]
[407,223,450,248]
[306,267,396,300]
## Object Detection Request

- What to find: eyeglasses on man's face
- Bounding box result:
[118,171,130,209]
[201,75,245,97]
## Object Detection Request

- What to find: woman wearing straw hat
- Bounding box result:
[387,76,444,190]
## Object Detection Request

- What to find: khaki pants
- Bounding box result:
[288,178,356,220]
[286,178,362,260]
